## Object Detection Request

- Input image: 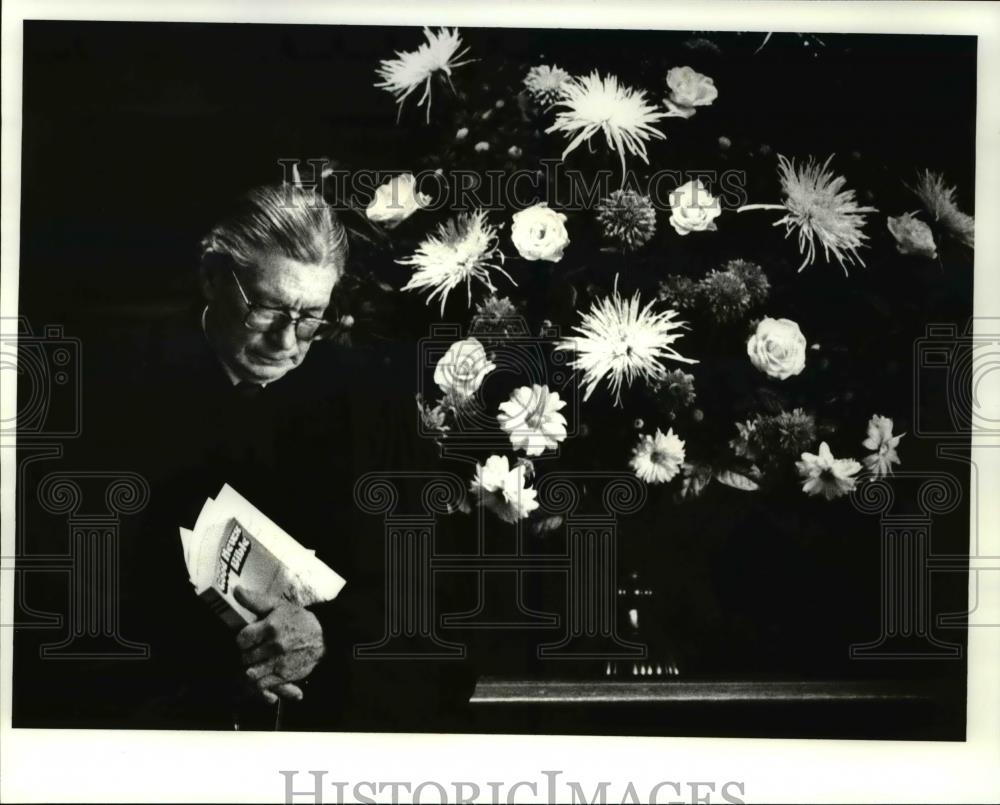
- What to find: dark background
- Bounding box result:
[15,21,976,738]
[19,23,975,325]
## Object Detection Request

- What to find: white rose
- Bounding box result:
[663,66,718,119]
[434,338,495,401]
[510,203,570,262]
[668,180,722,236]
[746,317,807,380]
[366,173,430,228]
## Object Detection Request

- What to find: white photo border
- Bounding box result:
[2,1,999,803]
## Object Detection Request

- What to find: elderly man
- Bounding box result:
[98,182,474,730]
[196,183,347,709]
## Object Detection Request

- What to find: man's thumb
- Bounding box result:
[233,586,275,616]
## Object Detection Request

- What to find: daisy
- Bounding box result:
[497,385,568,457]
[545,71,668,181]
[399,210,515,315]
[795,442,862,500]
[738,155,877,274]
[630,428,686,484]
[375,27,474,123]
[470,455,540,523]
[556,276,697,407]
[862,415,904,478]
[523,64,573,106]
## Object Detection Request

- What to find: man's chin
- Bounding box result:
[239,357,296,383]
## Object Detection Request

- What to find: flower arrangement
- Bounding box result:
[351,28,972,532]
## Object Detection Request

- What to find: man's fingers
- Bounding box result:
[233,586,277,618]
[246,659,278,682]
[260,689,279,706]
[273,683,304,702]
[236,621,270,650]
[252,672,284,690]
[241,641,280,667]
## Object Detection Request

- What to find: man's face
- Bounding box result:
[205,250,338,384]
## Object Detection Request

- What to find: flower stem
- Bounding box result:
[735,203,787,213]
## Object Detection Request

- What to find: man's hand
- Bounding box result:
[233,586,326,704]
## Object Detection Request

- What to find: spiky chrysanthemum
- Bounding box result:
[375,27,473,123]
[556,276,697,406]
[399,210,514,315]
[523,64,573,106]
[545,71,668,179]
[596,190,657,251]
[773,154,877,274]
[907,170,975,248]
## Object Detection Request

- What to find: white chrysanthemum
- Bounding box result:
[630,428,686,484]
[908,170,975,248]
[545,71,668,179]
[497,384,568,457]
[375,27,474,123]
[399,210,514,315]
[523,64,573,105]
[774,154,878,274]
[556,276,697,406]
[862,415,904,478]
[470,455,540,523]
[795,441,862,500]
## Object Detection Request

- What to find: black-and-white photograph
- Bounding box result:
[2,2,999,803]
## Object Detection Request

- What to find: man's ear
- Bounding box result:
[199,255,222,302]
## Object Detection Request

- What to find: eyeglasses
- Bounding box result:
[229,269,337,341]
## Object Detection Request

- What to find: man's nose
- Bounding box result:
[267,320,299,352]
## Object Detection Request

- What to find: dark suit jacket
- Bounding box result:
[94,309,477,731]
